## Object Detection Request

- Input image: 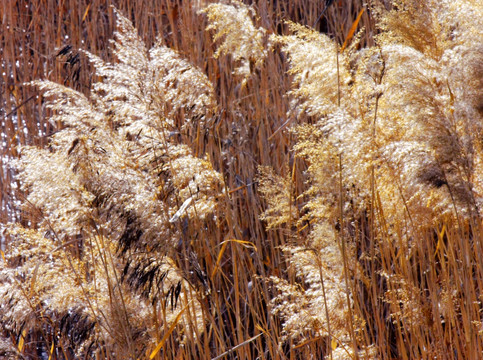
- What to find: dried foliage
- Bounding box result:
[257,0,483,358]
[200,1,268,84]
[1,10,222,359]
[1,0,483,359]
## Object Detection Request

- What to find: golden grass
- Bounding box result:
[1,0,482,359]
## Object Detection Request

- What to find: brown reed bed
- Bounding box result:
[2,0,482,359]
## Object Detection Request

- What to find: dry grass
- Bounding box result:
[1,0,482,359]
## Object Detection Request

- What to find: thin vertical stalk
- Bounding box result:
[335,31,359,360]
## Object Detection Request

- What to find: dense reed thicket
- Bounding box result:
[1,0,482,359]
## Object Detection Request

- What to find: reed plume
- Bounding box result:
[1,9,223,358]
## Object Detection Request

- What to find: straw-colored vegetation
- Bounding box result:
[1,0,482,359]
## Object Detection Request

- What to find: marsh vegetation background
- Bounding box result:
[1,0,482,359]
